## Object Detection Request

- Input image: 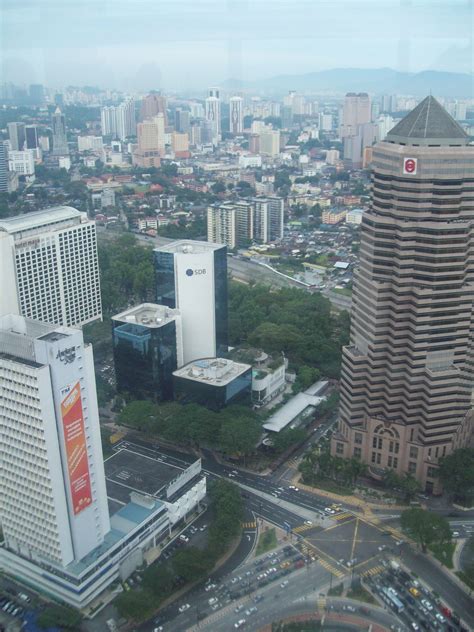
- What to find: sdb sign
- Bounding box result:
[186,268,206,277]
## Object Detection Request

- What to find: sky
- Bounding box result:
[0,0,473,92]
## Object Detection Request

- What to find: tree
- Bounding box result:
[400,508,451,552]
[172,548,211,582]
[37,604,82,630]
[118,400,158,430]
[142,563,174,597]
[219,413,261,456]
[439,448,474,504]
[272,427,307,454]
[211,181,226,194]
[115,589,155,622]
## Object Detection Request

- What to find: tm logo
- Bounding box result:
[186,268,206,276]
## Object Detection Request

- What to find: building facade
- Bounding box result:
[229,96,244,134]
[154,240,228,364]
[112,303,183,401]
[101,99,136,140]
[0,315,110,568]
[7,122,25,151]
[8,150,35,177]
[331,97,474,494]
[205,88,221,144]
[0,206,102,327]
[52,107,69,156]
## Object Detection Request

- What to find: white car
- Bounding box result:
[421,599,433,611]
[304,520,313,526]
[234,620,246,629]
[178,603,190,613]
[179,534,189,543]
[435,613,446,623]
[324,507,335,514]
[411,624,419,631]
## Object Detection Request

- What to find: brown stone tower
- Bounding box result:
[331,96,474,494]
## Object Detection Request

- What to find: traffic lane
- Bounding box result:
[402,546,474,629]
[244,493,305,530]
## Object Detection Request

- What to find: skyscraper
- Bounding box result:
[229,96,244,134]
[175,108,190,134]
[0,206,102,327]
[133,114,165,167]
[0,141,8,193]
[340,92,371,138]
[7,122,25,151]
[100,99,136,140]
[331,96,474,494]
[140,92,168,124]
[207,204,237,249]
[154,240,228,363]
[252,197,285,242]
[0,314,110,567]
[51,107,69,156]
[25,125,39,149]
[205,87,221,144]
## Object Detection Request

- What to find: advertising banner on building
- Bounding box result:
[60,382,92,515]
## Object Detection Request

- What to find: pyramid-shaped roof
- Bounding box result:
[386,96,468,145]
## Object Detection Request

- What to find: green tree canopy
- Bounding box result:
[115,589,155,621]
[400,508,451,552]
[439,448,474,504]
[172,548,211,583]
[37,604,83,630]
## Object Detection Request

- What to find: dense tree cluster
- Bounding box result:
[116,480,242,622]
[37,604,82,630]
[98,234,155,313]
[118,400,261,456]
[228,283,350,378]
[299,449,367,489]
[400,508,451,552]
[439,448,474,505]
[382,470,421,502]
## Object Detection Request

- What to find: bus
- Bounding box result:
[380,587,405,613]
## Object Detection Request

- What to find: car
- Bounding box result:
[254,594,264,603]
[280,580,289,588]
[411,624,420,631]
[178,603,190,613]
[234,620,246,629]
[205,583,216,592]
[211,603,219,611]
[153,628,163,632]
[208,597,218,606]
[324,507,335,514]
[452,531,460,538]
[435,613,446,623]
[234,604,244,613]
[421,599,433,611]
[199,524,207,531]
[179,534,189,543]
[409,587,420,598]
[304,520,313,526]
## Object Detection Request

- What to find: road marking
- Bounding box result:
[318,558,345,578]
[317,596,327,610]
[350,517,360,561]
[361,565,385,578]
[241,521,257,529]
[293,523,315,534]
[333,511,354,521]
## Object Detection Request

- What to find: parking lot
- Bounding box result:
[365,563,468,632]
[299,516,397,572]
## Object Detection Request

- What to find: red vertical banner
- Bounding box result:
[60,382,92,515]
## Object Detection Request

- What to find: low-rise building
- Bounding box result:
[322,208,347,225]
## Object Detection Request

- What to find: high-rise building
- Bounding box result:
[207,204,237,249]
[112,303,183,401]
[29,83,45,105]
[51,107,69,156]
[259,128,280,157]
[331,96,474,494]
[171,132,189,155]
[0,206,102,327]
[7,122,25,151]
[340,92,371,138]
[25,125,39,149]
[0,314,110,568]
[154,240,228,363]
[205,87,221,143]
[229,96,244,134]
[253,197,285,242]
[100,99,136,140]
[8,150,35,176]
[133,113,165,167]
[140,93,168,124]
[175,108,190,134]
[0,141,8,193]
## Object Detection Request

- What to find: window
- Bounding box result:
[336,442,343,455]
[389,441,394,453]
[353,447,361,458]
[371,452,376,463]
[372,436,377,448]
[376,453,381,465]
[393,458,398,468]
[408,461,417,474]
[409,446,418,459]
[427,466,437,479]
[354,432,363,445]
[394,442,399,454]
[410,428,415,442]
[388,456,392,467]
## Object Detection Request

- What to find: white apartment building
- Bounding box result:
[0,206,102,327]
[259,128,280,157]
[207,204,237,249]
[229,96,244,134]
[100,99,136,140]
[8,150,35,176]
[0,315,111,568]
[77,136,104,152]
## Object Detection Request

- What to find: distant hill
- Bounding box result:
[223,68,473,97]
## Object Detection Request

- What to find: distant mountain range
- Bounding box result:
[223,68,473,97]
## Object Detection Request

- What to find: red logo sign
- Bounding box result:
[403,157,417,175]
[61,382,92,515]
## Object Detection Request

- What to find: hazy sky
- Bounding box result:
[1,0,473,92]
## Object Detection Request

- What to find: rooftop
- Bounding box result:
[263,379,329,433]
[155,239,225,255]
[0,205,83,234]
[113,303,180,328]
[386,96,469,146]
[173,357,251,386]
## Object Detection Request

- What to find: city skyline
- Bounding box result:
[1,0,473,90]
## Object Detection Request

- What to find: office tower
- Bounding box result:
[190,121,202,146]
[29,83,45,104]
[112,303,183,401]
[133,114,165,167]
[7,122,26,151]
[8,150,35,176]
[255,197,284,242]
[0,206,102,327]
[175,108,190,134]
[0,314,110,567]
[52,107,69,156]
[100,106,116,136]
[229,96,244,134]
[381,94,396,113]
[0,141,8,192]
[140,92,168,124]
[205,97,221,144]
[25,125,39,149]
[154,240,228,363]
[189,102,204,118]
[171,132,189,155]
[319,113,333,131]
[259,128,280,157]
[340,92,371,138]
[331,96,474,494]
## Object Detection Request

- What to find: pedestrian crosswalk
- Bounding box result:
[241,521,257,529]
[317,597,327,611]
[333,511,354,521]
[300,541,318,560]
[361,565,384,578]
[318,557,345,578]
[293,523,314,534]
